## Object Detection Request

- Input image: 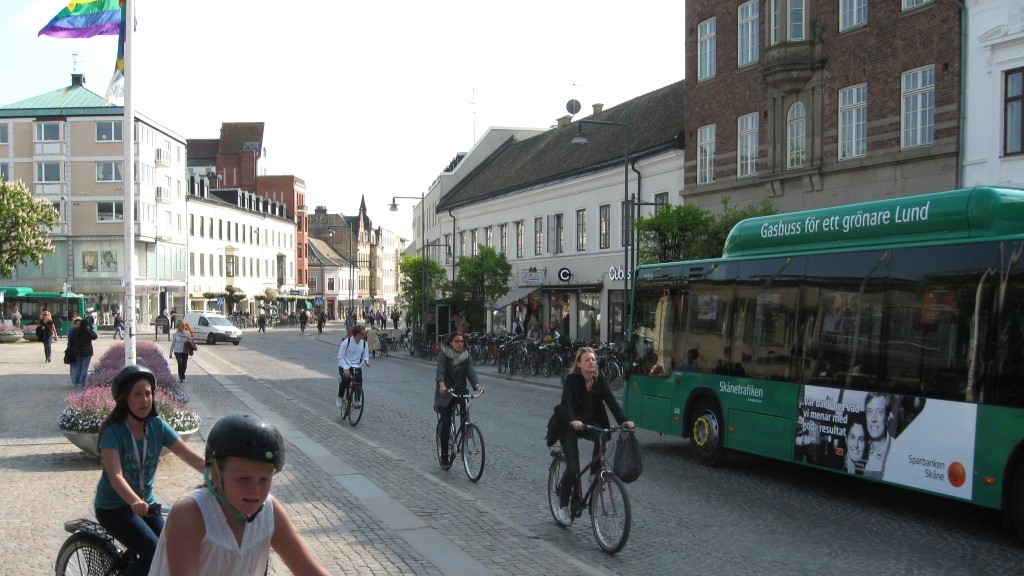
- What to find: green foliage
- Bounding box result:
[635,197,776,263]
[449,245,513,328]
[398,254,447,326]
[0,179,60,277]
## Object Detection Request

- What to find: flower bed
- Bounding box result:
[58,340,200,434]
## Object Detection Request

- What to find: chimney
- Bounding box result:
[556,115,572,128]
[71,73,86,87]
[593,103,604,115]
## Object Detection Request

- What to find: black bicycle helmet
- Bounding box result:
[205,414,285,472]
[111,364,156,400]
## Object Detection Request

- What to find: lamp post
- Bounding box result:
[628,192,664,277]
[390,193,426,351]
[568,101,630,342]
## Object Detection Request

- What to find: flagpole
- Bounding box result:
[123,0,136,365]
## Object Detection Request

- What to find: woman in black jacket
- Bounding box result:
[434,332,485,466]
[68,317,98,387]
[553,346,634,526]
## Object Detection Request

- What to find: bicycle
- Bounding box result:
[338,361,367,426]
[547,424,632,554]
[55,504,164,576]
[435,389,485,482]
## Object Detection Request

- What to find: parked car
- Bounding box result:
[182,312,242,345]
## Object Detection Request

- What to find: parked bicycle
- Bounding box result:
[547,424,632,554]
[435,389,485,482]
[55,504,165,576]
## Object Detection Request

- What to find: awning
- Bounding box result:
[490,286,538,310]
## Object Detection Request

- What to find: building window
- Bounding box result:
[460,231,466,257]
[499,224,507,254]
[471,229,478,256]
[737,113,759,178]
[0,163,9,181]
[575,209,587,251]
[95,121,122,142]
[697,124,716,184]
[698,18,716,81]
[328,277,335,290]
[189,252,195,275]
[485,226,493,248]
[95,161,123,182]
[0,123,7,144]
[788,102,806,169]
[654,193,669,214]
[599,204,610,249]
[516,221,524,258]
[36,161,61,182]
[309,276,316,290]
[554,214,564,254]
[840,0,867,32]
[788,0,805,41]
[35,122,60,142]
[534,217,543,256]
[902,0,932,10]
[902,65,935,149]
[839,84,868,160]
[97,201,124,222]
[769,0,780,45]
[1005,69,1024,155]
[199,253,205,276]
[738,1,759,67]
[621,201,633,248]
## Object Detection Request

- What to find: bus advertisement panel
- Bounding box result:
[795,386,976,499]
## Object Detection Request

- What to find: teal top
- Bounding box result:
[94,418,179,510]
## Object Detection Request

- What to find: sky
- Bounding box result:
[2,0,685,240]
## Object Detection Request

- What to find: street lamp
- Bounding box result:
[390,193,426,350]
[568,100,630,342]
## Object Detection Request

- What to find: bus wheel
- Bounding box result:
[1013,464,1024,542]
[691,399,725,467]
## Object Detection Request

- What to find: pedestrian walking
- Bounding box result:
[317,310,327,333]
[113,313,125,339]
[38,310,58,363]
[169,321,195,384]
[68,316,98,387]
[257,313,267,333]
[390,309,400,330]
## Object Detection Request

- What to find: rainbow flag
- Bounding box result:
[38,0,123,38]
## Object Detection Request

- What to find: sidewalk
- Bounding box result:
[0,326,602,575]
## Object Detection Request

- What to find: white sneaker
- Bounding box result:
[335,397,342,407]
[556,506,572,527]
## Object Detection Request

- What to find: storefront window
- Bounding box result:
[578,292,600,342]
[548,293,570,335]
[609,290,626,345]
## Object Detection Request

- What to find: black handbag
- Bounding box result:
[545,404,565,447]
[63,347,74,365]
[613,429,642,483]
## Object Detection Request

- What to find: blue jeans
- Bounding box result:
[95,505,164,576]
[43,335,53,361]
[71,356,92,387]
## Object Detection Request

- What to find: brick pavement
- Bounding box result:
[0,326,608,575]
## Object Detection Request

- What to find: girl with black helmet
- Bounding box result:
[93,364,206,576]
[150,414,331,576]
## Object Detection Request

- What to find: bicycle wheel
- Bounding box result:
[590,473,631,554]
[347,386,364,426]
[461,423,485,482]
[607,361,622,391]
[339,388,350,420]
[542,355,553,377]
[55,532,120,576]
[547,453,569,528]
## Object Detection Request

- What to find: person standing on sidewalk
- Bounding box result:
[113,312,125,340]
[169,321,195,384]
[38,310,58,362]
[94,365,206,576]
[336,324,370,407]
[68,316,97,387]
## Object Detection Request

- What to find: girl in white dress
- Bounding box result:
[149,414,331,575]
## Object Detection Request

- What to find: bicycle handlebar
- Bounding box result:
[445,389,484,400]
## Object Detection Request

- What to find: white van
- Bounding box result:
[182,312,242,345]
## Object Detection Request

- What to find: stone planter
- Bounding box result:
[62,427,200,459]
[23,330,38,342]
[0,333,24,343]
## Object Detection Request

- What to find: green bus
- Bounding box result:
[623,186,1024,540]
[1,286,87,336]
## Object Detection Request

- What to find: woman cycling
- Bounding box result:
[434,332,484,466]
[94,365,205,576]
[552,347,634,527]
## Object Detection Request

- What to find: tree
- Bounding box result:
[398,254,447,328]
[448,245,513,329]
[635,197,775,263]
[0,179,60,277]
